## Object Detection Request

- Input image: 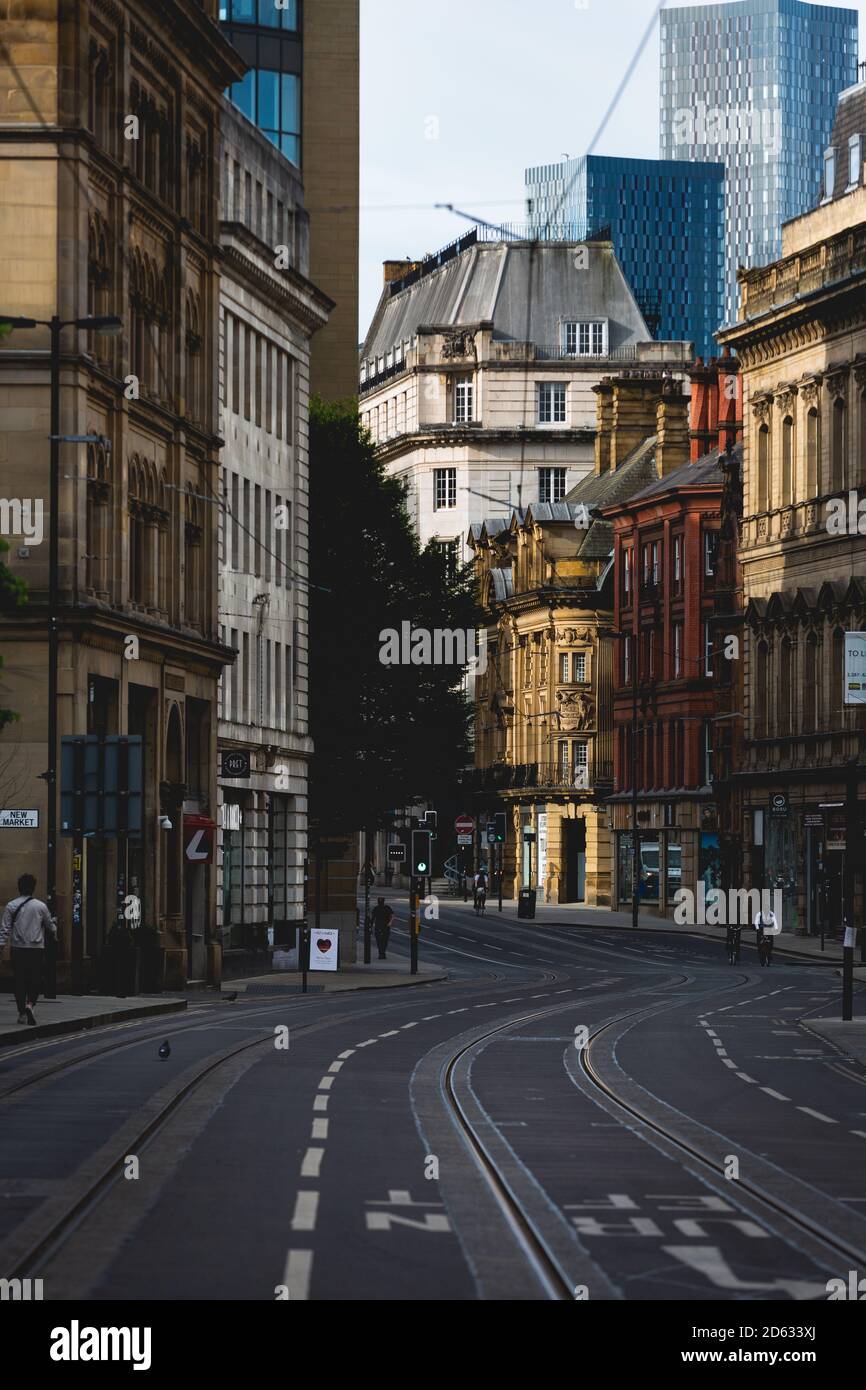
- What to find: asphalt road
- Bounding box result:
[2,899,865,1303]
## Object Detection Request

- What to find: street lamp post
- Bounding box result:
[1,313,121,985]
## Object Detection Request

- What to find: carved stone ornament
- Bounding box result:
[825,368,849,401]
[775,386,797,414]
[751,397,772,425]
[799,379,821,409]
[854,363,866,392]
[556,689,595,731]
[441,329,476,360]
[556,626,593,645]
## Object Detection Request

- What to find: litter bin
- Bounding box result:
[518,888,537,920]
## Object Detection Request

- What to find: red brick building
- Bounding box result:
[602,356,742,916]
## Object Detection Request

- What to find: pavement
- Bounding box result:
[223,958,447,995]
[804,1018,866,1066]
[0,993,186,1049]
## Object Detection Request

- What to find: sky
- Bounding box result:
[358,0,866,338]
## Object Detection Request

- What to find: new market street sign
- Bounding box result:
[0,809,38,828]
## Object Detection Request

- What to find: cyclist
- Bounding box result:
[473,868,488,914]
[725,921,742,964]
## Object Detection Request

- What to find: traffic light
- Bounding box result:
[411,830,432,876]
[422,810,438,833]
[494,812,507,843]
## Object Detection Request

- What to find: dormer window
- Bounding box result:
[823,148,836,201]
[848,134,862,189]
[562,320,607,357]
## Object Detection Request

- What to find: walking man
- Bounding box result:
[370,897,394,961]
[0,874,57,1025]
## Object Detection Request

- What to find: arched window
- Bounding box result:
[185,291,202,425]
[755,641,769,739]
[806,408,820,498]
[757,425,770,513]
[781,416,794,507]
[128,457,146,605]
[778,637,792,735]
[831,397,847,492]
[803,633,818,732]
[185,485,204,631]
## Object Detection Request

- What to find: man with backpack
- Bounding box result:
[0,874,57,1025]
[753,902,778,967]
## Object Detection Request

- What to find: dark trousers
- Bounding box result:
[374,927,390,959]
[11,949,44,1013]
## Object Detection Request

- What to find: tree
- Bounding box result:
[309,398,477,835]
[0,535,27,732]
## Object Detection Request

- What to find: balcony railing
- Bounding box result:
[466,761,613,795]
[740,224,866,320]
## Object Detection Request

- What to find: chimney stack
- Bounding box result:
[688,349,742,459]
[383,259,419,285]
[655,385,691,476]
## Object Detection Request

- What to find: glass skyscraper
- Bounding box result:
[525,154,726,360]
[220,0,302,166]
[660,0,858,326]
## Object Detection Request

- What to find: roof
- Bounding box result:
[825,80,866,203]
[627,441,742,504]
[362,239,650,365]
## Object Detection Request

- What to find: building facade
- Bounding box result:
[524,155,726,360]
[220,0,359,400]
[660,0,858,326]
[0,0,245,989]
[360,230,693,569]
[717,76,866,938]
[604,361,743,917]
[216,100,331,977]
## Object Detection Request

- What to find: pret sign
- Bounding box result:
[0,809,38,829]
[310,927,338,972]
[220,750,251,779]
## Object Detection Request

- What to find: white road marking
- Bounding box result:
[851,1131,866,1139]
[313,1095,328,1112]
[721,1058,738,1069]
[318,1077,335,1091]
[715,1048,728,1057]
[290,1193,319,1232]
[311,1118,329,1140]
[337,1049,355,1060]
[761,1088,790,1102]
[736,1073,757,1083]
[798,1107,837,1124]
[422,1014,441,1020]
[301,1148,324,1178]
[379,1030,399,1038]
[328,1060,345,1073]
[401,1022,418,1029]
[283,1249,313,1299]
[356,1040,378,1048]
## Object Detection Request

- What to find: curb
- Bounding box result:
[225,969,450,997]
[0,999,187,1051]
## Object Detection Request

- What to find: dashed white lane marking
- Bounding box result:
[852,1131,866,1140]
[379,1030,399,1038]
[284,1249,313,1299]
[313,1095,328,1112]
[722,1058,738,1069]
[337,1049,355,1060]
[356,1039,378,1048]
[476,1002,496,1008]
[798,1107,838,1124]
[301,1147,325,1178]
[705,1031,719,1040]
[401,1022,418,1029]
[762,1088,790,1102]
[290,1193,319,1232]
[318,1077,335,1091]
[328,1060,345,1073]
[736,1073,757,1084]
[422,1014,441,1021]
[715,1048,728,1057]
[311,1118,329,1140]
[447,1008,469,1015]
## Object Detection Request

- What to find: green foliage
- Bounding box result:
[309,397,478,834]
[0,536,27,732]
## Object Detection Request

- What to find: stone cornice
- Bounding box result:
[219,242,333,336]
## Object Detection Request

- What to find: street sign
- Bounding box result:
[220,749,251,779]
[455,815,475,834]
[310,927,338,972]
[804,814,823,829]
[184,815,215,864]
[486,822,497,844]
[844,632,866,706]
[0,809,38,828]
[457,833,473,845]
[388,843,406,861]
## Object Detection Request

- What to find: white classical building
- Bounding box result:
[359,232,693,569]
[217,100,331,976]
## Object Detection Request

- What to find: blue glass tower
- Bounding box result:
[660,0,858,326]
[525,154,726,360]
[220,0,302,167]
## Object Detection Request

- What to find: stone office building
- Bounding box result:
[0,0,244,989]
[216,100,331,976]
[717,76,866,937]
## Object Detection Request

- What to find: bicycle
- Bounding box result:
[474,889,487,916]
[726,930,741,965]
